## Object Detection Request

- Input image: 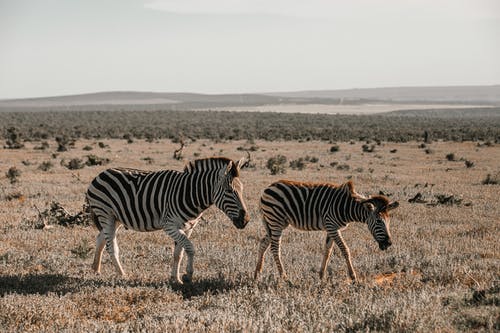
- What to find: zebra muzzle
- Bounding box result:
[233,209,249,229]
[378,238,392,251]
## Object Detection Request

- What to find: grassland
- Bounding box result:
[0,134,498,332]
[1,107,499,143]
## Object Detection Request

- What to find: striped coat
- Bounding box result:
[255,180,399,281]
[87,157,249,283]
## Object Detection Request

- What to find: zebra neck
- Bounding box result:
[181,170,218,211]
[327,189,367,225]
[352,202,370,224]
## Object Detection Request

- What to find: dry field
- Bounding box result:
[0,138,499,332]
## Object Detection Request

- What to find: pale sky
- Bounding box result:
[1,0,499,99]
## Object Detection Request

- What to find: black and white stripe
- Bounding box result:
[87,157,249,283]
[254,180,399,282]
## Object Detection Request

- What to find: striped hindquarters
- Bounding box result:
[86,168,177,231]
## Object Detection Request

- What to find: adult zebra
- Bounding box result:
[86,157,250,284]
[254,180,399,282]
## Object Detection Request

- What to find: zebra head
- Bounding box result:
[361,196,399,251]
[213,158,250,229]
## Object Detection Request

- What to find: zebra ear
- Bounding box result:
[235,157,246,171]
[236,151,251,170]
[224,161,234,176]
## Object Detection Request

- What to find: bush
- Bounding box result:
[266,155,287,175]
[123,134,134,144]
[6,167,21,183]
[305,156,319,163]
[289,158,306,170]
[38,161,54,171]
[336,164,350,171]
[142,157,155,164]
[464,160,474,168]
[56,135,71,152]
[482,173,499,185]
[34,141,50,150]
[85,155,110,166]
[66,158,85,170]
[4,127,24,149]
[330,145,340,153]
[446,153,456,161]
[362,144,375,153]
[98,142,109,149]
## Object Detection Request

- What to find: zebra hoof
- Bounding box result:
[181,274,192,284]
[169,277,183,285]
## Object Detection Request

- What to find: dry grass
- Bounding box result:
[1,139,499,332]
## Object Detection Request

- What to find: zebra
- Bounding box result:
[254,180,399,282]
[86,157,250,284]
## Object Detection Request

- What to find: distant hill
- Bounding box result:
[0,91,283,108]
[0,85,498,111]
[267,85,500,104]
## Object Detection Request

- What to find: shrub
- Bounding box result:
[330,145,340,153]
[464,160,475,168]
[66,158,85,170]
[289,158,306,170]
[482,173,499,185]
[305,156,319,163]
[82,145,93,151]
[336,164,350,171]
[98,142,109,149]
[123,134,134,144]
[446,153,456,161]
[34,141,50,150]
[266,155,287,175]
[6,167,21,183]
[362,144,375,153]
[56,135,71,152]
[4,127,24,149]
[38,161,54,171]
[85,155,110,166]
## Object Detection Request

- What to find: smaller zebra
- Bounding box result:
[255,180,399,282]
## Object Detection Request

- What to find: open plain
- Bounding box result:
[0,134,498,332]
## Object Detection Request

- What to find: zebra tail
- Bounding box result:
[84,196,103,231]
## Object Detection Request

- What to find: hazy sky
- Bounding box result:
[1,0,499,98]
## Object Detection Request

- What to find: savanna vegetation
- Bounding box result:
[1,107,499,143]
[0,108,499,332]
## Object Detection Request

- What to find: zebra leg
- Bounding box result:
[331,230,357,282]
[92,230,106,273]
[270,231,287,279]
[172,228,194,283]
[167,228,195,284]
[254,235,271,279]
[104,222,126,276]
[319,235,335,280]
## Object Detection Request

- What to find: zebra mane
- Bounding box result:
[343,181,391,209]
[183,157,239,177]
[340,181,363,199]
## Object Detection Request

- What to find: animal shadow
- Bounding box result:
[169,274,245,299]
[0,273,81,296]
[0,272,247,299]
